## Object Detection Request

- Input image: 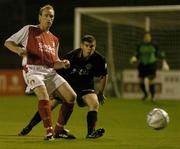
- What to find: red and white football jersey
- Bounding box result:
[6,25,60,67]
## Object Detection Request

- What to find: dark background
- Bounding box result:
[1,0,180,68]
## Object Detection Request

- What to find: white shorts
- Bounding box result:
[23,65,66,95]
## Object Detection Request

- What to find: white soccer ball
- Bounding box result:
[147,108,169,130]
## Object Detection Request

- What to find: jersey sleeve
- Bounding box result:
[6,25,29,45]
[94,56,108,77]
[63,50,75,60]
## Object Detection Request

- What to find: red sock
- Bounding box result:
[54,102,74,133]
[38,100,53,134]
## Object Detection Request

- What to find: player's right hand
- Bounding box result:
[129,56,137,64]
[63,59,70,69]
[97,91,106,105]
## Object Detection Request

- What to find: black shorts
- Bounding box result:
[76,89,96,107]
[53,89,95,107]
[138,62,157,79]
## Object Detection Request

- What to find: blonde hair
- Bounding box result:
[39,4,54,16]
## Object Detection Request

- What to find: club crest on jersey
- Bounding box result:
[71,68,89,76]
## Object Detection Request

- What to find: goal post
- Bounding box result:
[74,5,180,98]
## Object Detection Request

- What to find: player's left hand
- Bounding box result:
[97,91,106,105]
[63,59,70,69]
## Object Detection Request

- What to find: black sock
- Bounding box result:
[149,84,155,98]
[87,111,97,134]
[26,111,42,129]
[140,83,147,97]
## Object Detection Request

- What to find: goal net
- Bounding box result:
[74,5,180,99]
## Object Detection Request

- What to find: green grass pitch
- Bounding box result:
[0,96,180,149]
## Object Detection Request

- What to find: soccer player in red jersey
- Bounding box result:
[4,4,76,140]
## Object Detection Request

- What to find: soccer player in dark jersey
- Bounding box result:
[130,32,169,101]
[19,35,108,139]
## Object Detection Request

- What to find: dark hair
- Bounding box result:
[39,4,54,16]
[81,35,96,43]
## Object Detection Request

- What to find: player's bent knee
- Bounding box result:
[89,101,99,111]
[69,92,77,103]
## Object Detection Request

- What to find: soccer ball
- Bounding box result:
[147,108,169,130]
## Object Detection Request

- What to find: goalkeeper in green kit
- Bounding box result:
[130,32,169,101]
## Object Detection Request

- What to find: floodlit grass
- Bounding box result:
[0,96,180,149]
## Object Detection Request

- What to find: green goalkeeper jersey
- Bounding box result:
[136,42,165,65]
